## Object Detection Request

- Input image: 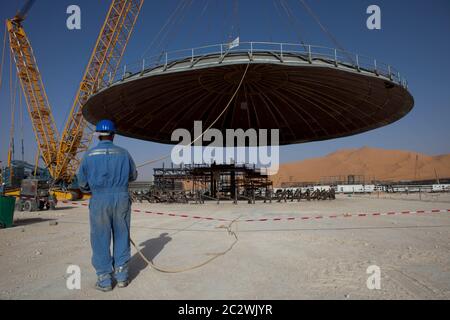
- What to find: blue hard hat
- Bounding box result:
[96,120,116,133]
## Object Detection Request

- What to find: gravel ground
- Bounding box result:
[0,194,449,300]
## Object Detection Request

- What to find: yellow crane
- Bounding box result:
[55,0,144,183]
[6,0,60,178]
[5,0,144,197]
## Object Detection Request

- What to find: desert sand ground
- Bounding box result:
[1,194,449,300]
[271,147,450,186]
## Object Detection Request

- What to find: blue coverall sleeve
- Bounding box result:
[77,156,90,192]
[128,152,138,182]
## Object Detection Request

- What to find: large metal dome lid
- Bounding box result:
[83,42,414,146]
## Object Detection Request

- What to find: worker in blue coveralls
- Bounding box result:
[77,120,138,292]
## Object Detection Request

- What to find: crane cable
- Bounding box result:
[8,50,19,165]
[278,0,308,51]
[229,0,240,41]
[153,0,193,65]
[297,0,354,63]
[161,0,194,53]
[0,24,7,91]
[130,216,240,274]
[219,0,227,42]
[20,88,25,161]
[180,0,210,49]
[141,0,190,59]
[140,0,185,58]
[136,62,250,169]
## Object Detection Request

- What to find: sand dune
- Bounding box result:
[272,147,450,187]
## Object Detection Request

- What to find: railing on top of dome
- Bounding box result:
[99,41,409,91]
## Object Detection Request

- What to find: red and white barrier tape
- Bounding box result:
[61,201,449,223]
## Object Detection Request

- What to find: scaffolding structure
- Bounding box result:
[153,163,273,202]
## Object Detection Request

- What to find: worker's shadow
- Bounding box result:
[129,233,172,281]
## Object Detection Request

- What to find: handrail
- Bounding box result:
[104,41,409,90]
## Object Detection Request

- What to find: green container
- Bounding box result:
[0,196,16,228]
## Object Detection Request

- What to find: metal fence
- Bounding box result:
[102,41,408,90]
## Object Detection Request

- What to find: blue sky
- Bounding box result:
[1,0,449,180]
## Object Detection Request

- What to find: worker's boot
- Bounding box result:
[95,274,113,292]
[114,265,129,288]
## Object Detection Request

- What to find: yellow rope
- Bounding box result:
[136,62,250,168]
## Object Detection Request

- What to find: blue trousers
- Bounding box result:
[89,192,131,278]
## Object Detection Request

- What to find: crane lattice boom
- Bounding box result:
[55,0,144,183]
[6,0,144,186]
[6,18,59,177]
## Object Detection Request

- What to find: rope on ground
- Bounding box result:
[130,217,240,273]
[136,62,250,169]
